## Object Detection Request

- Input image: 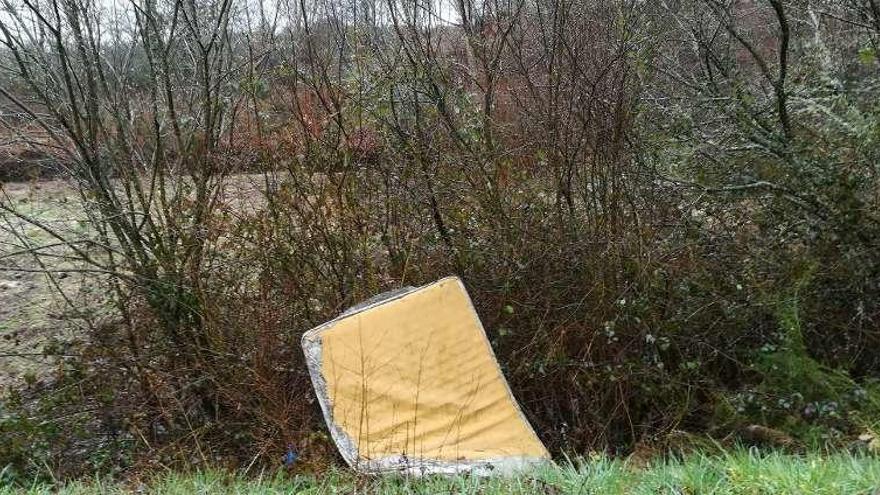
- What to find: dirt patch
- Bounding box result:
[0,179,94,388]
[0,174,276,389]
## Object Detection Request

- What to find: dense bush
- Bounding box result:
[1,0,879,480]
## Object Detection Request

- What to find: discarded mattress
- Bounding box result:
[302,276,549,475]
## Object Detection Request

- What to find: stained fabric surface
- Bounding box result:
[303,277,549,473]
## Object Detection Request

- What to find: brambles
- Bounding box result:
[0,0,879,481]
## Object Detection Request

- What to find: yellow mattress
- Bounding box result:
[302,276,549,474]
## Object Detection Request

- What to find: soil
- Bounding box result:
[0,179,92,389]
[0,173,276,389]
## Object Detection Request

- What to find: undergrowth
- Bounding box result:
[1,0,880,482]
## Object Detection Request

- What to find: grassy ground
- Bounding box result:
[0,179,93,388]
[2,451,879,494]
[0,176,270,388]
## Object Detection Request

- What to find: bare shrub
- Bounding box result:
[1,0,879,479]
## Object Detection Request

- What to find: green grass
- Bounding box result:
[2,450,879,494]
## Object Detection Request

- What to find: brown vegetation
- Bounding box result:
[1,0,879,481]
